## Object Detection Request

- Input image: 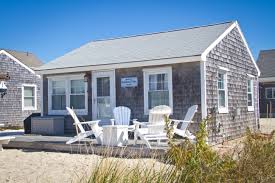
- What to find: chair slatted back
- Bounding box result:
[180,105,198,130]
[149,105,172,124]
[147,105,171,134]
[66,107,86,133]
[113,106,131,125]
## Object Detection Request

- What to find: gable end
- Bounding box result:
[201,21,260,76]
[0,50,36,75]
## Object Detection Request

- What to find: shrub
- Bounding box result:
[85,117,275,183]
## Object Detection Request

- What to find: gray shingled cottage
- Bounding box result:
[36,21,260,143]
[257,49,275,117]
[0,49,42,127]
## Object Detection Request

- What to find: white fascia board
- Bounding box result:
[0,50,36,75]
[235,22,261,76]
[201,22,237,62]
[36,56,201,75]
[201,21,261,77]
[259,77,275,82]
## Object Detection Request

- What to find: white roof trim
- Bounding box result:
[247,74,255,78]
[218,66,230,72]
[36,55,201,75]
[201,22,236,61]
[0,50,35,74]
[201,21,261,77]
[259,77,275,82]
[235,22,261,76]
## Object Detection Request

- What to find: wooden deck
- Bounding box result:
[3,135,167,158]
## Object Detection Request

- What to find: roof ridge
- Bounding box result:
[90,20,235,43]
[0,48,34,55]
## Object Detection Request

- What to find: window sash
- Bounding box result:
[49,76,87,114]
[143,67,172,114]
[266,88,275,99]
[217,71,228,113]
[247,80,253,107]
[148,73,169,109]
[23,86,36,109]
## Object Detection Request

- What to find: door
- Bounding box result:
[92,70,115,123]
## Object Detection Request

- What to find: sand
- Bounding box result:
[0,149,162,183]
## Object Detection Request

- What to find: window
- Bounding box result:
[52,80,66,110]
[266,88,275,99]
[48,75,87,115]
[70,80,85,109]
[247,80,254,111]
[143,67,172,114]
[22,84,37,110]
[217,71,228,113]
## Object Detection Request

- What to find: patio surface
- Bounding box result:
[2,134,167,158]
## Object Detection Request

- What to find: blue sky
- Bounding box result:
[1,0,274,63]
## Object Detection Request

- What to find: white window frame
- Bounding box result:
[22,84,37,111]
[48,74,88,115]
[143,66,173,115]
[265,87,275,99]
[217,69,228,114]
[247,79,254,111]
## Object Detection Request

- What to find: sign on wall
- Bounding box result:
[121,77,138,88]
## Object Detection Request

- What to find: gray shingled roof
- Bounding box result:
[1,49,43,68]
[37,21,234,71]
[257,49,275,78]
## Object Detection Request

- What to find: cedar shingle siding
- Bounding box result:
[205,28,259,143]
[116,62,202,122]
[0,53,41,126]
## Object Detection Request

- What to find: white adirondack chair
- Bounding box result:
[111,106,135,131]
[66,107,103,145]
[133,105,172,148]
[172,105,198,140]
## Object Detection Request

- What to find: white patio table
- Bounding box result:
[102,125,128,147]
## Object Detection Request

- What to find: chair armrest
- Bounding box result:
[80,120,100,125]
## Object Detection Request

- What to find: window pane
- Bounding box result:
[218,90,225,107]
[52,81,65,95]
[148,91,169,109]
[97,77,110,97]
[71,80,85,94]
[248,93,252,106]
[273,89,275,98]
[52,95,66,110]
[24,87,34,97]
[266,88,272,99]
[70,95,85,109]
[24,97,34,107]
[97,97,112,118]
[218,73,224,89]
[247,80,252,93]
[149,73,168,91]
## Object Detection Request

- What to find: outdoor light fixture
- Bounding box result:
[84,73,90,82]
[0,72,10,98]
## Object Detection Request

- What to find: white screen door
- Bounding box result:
[92,70,115,123]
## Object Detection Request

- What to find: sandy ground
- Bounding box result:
[0,119,274,183]
[0,149,163,183]
[259,118,275,134]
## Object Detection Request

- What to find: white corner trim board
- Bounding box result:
[201,21,261,77]
[0,50,36,75]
